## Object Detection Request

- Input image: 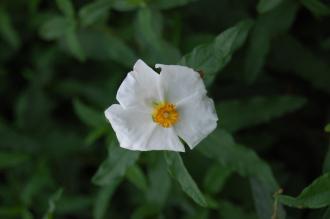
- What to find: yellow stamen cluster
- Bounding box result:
[152,102,179,128]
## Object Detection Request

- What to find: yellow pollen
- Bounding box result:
[152,102,179,128]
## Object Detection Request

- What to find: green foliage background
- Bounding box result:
[1,0,330,218]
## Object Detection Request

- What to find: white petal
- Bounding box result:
[116,59,162,110]
[105,104,185,152]
[156,64,206,104]
[174,94,218,149]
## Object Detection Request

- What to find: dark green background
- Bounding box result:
[1,0,330,218]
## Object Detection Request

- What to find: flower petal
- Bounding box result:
[174,94,218,149]
[105,104,185,152]
[156,64,206,104]
[117,59,161,110]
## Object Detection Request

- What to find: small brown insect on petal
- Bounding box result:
[197,70,205,79]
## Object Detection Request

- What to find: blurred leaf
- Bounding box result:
[0,7,20,49]
[203,164,232,194]
[165,152,208,207]
[250,178,285,219]
[73,99,106,128]
[39,16,68,40]
[278,172,330,208]
[217,96,307,132]
[180,19,253,87]
[126,165,148,191]
[146,154,171,207]
[257,0,284,13]
[56,195,92,214]
[153,0,197,9]
[56,0,75,18]
[323,207,330,219]
[0,151,28,169]
[270,35,330,94]
[135,7,180,63]
[244,0,298,83]
[112,0,144,11]
[78,29,136,66]
[93,179,121,219]
[79,0,114,27]
[218,200,258,219]
[92,142,140,186]
[325,124,330,133]
[301,0,330,17]
[42,188,63,219]
[65,26,86,61]
[198,128,278,190]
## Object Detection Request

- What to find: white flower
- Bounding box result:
[105,59,218,152]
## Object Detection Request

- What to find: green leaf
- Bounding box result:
[65,26,86,61]
[43,189,63,219]
[270,35,330,94]
[278,172,330,208]
[73,99,106,128]
[146,154,171,207]
[93,180,121,219]
[135,7,180,63]
[218,200,258,219]
[126,165,148,191]
[250,178,285,219]
[56,0,75,18]
[0,151,28,169]
[112,0,144,11]
[39,16,68,40]
[152,0,197,9]
[257,0,284,13]
[78,29,136,67]
[164,152,208,207]
[244,0,298,83]
[325,124,330,133]
[179,19,253,87]
[79,0,114,27]
[198,128,278,189]
[217,96,307,132]
[203,164,232,194]
[0,7,20,49]
[92,142,140,186]
[301,0,330,17]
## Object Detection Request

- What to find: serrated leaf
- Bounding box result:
[179,19,253,87]
[278,172,330,208]
[257,0,284,13]
[92,142,140,186]
[217,96,307,132]
[126,164,148,191]
[165,152,208,207]
[73,99,106,128]
[301,0,330,17]
[56,0,75,18]
[79,0,114,26]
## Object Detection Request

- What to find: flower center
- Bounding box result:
[152,102,179,128]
